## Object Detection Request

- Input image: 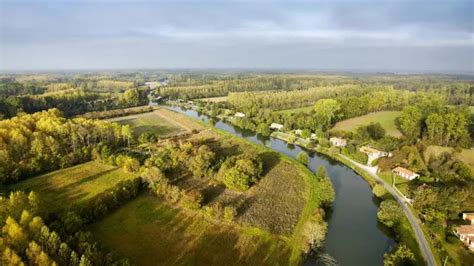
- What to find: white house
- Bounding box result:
[234,112,246,118]
[463,213,474,225]
[269,123,284,131]
[187,100,194,105]
[392,166,420,181]
[295,129,303,135]
[329,137,347,147]
[310,133,317,139]
[359,146,389,164]
[454,225,474,250]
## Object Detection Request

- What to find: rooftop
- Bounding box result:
[455,225,474,235]
[392,166,418,177]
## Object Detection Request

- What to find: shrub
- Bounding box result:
[377,200,403,228]
[297,151,309,165]
[223,207,237,222]
[372,184,387,198]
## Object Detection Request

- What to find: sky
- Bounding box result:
[1,0,473,73]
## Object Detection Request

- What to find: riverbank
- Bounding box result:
[167,103,436,265]
[165,105,398,265]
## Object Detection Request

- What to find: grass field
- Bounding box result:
[89,195,293,266]
[276,106,314,114]
[107,110,186,137]
[9,161,137,212]
[424,145,474,171]
[197,96,228,102]
[331,111,402,137]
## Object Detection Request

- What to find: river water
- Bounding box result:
[167,106,396,265]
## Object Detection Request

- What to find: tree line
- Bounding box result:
[0,109,132,184]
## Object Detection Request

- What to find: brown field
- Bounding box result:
[331,111,402,137]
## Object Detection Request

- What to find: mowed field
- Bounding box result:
[89,195,293,266]
[107,110,186,137]
[9,161,137,212]
[331,111,402,137]
[197,96,228,102]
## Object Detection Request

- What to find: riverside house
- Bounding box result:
[392,166,420,181]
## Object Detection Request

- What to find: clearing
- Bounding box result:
[197,96,228,102]
[107,109,187,137]
[331,111,402,137]
[424,145,474,171]
[89,195,293,266]
[9,161,137,212]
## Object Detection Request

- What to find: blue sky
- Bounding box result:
[1,0,473,72]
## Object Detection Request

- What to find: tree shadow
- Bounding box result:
[236,196,255,218]
[201,184,226,205]
[259,151,281,176]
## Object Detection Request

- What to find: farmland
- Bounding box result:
[89,195,293,266]
[9,161,137,212]
[424,145,474,171]
[331,111,402,137]
[107,110,186,137]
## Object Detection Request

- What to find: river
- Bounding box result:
[167,106,396,265]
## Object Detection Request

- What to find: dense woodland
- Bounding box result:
[0,72,473,265]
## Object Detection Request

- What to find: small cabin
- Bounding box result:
[392,166,419,181]
[234,112,246,118]
[310,133,317,139]
[295,129,303,136]
[269,123,284,131]
[330,137,347,147]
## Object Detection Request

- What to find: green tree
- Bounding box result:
[383,244,415,266]
[372,184,387,198]
[314,99,341,130]
[377,200,403,228]
[256,123,271,136]
[366,122,386,140]
[297,151,309,165]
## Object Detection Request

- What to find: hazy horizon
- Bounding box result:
[1,0,473,73]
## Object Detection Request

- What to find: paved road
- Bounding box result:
[340,154,437,266]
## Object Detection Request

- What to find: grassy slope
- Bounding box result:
[89,195,293,266]
[9,161,137,213]
[89,109,323,265]
[331,111,402,137]
[107,110,186,137]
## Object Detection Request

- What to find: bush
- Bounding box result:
[377,200,404,228]
[218,154,263,191]
[372,184,387,198]
[223,207,237,222]
[180,191,203,210]
[297,151,309,165]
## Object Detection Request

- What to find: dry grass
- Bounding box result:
[107,110,186,137]
[154,108,205,132]
[197,96,228,102]
[331,111,402,137]
[9,161,137,212]
[89,194,293,266]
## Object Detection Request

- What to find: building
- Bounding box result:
[329,137,347,147]
[392,166,420,181]
[187,101,194,105]
[310,133,317,139]
[463,213,474,225]
[234,112,246,118]
[295,129,303,135]
[359,146,390,165]
[454,225,474,250]
[269,123,284,131]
